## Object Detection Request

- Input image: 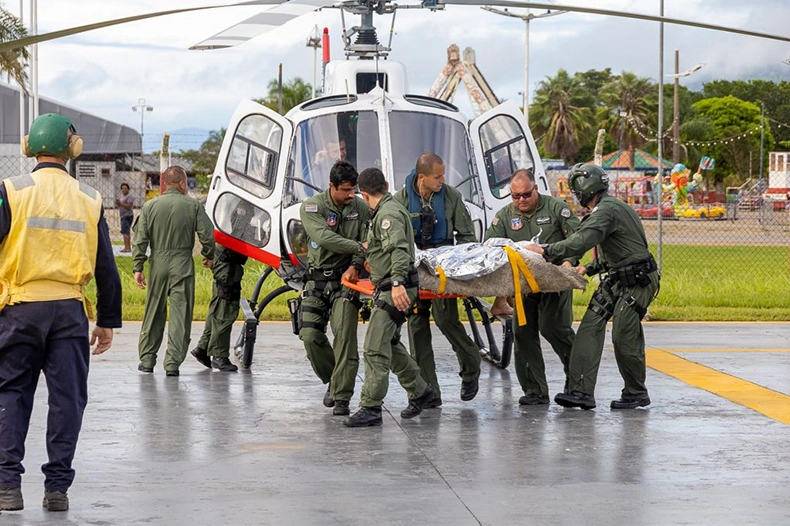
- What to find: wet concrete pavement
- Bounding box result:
[3,321,789,525]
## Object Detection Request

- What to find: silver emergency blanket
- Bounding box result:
[415,238,588,296]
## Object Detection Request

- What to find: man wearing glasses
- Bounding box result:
[485,168,580,406]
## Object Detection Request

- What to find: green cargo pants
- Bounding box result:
[298,279,360,402]
[513,290,574,396]
[360,288,428,408]
[568,272,660,398]
[197,257,245,359]
[138,251,195,372]
[407,297,481,400]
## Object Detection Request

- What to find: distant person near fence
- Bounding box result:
[116,182,135,252]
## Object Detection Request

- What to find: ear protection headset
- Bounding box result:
[20,113,84,159]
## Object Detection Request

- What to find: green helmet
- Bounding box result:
[26,113,78,157]
[568,163,609,207]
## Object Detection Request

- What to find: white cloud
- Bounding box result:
[8,0,790,149]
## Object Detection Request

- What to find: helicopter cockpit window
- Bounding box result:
[285,111,381,205]
[390,112,481,206]
[478,114,534,198]
[225,114,282,200]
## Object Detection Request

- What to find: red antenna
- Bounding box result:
[322,27,330,64]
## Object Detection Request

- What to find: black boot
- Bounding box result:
[333,400,351,416]
[191,347,211,369]
[519,393,550,406]
[343,407,383,427]
[554,390,596,410]
[211,357,238,372]
[323,384,335,408]
[401,384,435,419]
[460,377,479,401]
[611,396,651,409]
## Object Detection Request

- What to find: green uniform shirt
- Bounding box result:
[394,182,476,246]
[132,188,215,273]
[300,189,369,271]
[485,194,580,265]
[544,194,651,270]
[366,193,415,286]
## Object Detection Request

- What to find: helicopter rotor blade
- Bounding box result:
[442,0,790,44]
[0,0,284,52]
[190,0,340,50]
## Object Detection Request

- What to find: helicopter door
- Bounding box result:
[469,100,548,223]
[205,100,293,268]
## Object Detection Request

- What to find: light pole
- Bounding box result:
[306,25,322,99]
[666,50,704,163]
[481,5,566,125]
[131,98,153,157]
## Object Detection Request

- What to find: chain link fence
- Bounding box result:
[3,154,789,310]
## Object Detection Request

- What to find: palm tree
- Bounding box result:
[529,69,593,164]
[598,72,656,169]
[256,77,313,115]
[0,5,29,92]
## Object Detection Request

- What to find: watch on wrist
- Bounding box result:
[392,280,402,287]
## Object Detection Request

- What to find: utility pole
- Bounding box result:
[306,26,321,99]
[480,6,566,125]
[668,51,703,164]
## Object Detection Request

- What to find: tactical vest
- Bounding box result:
[0,167,102,309]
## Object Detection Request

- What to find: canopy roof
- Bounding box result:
[597,149,674,170]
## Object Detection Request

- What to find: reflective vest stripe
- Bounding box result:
[9,174,35,190]
[79,182,97,199]
[27,217,86,233]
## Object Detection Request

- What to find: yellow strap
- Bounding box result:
[503,246,541,326]
[436,265,447,294]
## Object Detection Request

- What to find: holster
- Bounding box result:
[287,296,302,335]
[216,278,242,302]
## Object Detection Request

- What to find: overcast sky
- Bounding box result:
[7,0,790,151]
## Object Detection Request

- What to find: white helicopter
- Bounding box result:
[197,0,545,367]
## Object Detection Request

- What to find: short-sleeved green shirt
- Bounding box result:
[299,189,369,271]
[485,194,580,265]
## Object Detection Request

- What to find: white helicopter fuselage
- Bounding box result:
[205,59,548,273]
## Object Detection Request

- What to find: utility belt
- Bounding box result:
[374,268,419,292]
[288,274,362,335]
[307,267,345,282]
[608,255,657,288]
[588,256,658,322]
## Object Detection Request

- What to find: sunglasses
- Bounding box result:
[511,189,535,200]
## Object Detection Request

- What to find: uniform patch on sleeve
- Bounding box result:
[561,208,571,218]
[305,204,318,213]
[381,219,391,230]
[492,217,499,226]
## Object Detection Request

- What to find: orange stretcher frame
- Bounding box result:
[341,277,464,301]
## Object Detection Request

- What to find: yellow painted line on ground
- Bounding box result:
[661,348,790,353]
[646,349,790,425]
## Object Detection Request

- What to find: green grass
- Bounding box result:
[83,245,790,322]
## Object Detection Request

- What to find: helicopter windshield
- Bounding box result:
[389,112,480,205]
[285,111,380,205]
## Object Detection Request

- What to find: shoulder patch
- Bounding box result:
[381,218,391,230]
[305,204,319,213]
[591,206,599,213]
[492,216,499,226]
[561,208,571,218]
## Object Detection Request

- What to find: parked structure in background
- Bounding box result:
[428,45,500,117]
